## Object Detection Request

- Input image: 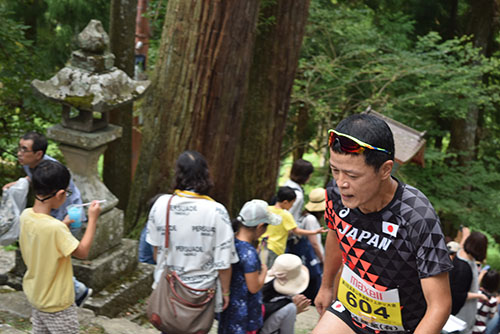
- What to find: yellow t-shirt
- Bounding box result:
[260,206,297,255]
[19,208,79,312]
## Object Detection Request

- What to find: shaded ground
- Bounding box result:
[0,247,319,333]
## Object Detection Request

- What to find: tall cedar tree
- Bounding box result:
[125,0,260,233]
[448,0,499,165]
[232,0,311,214]
[104,0,138,210]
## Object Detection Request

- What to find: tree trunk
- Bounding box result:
[293,103,311,161]
[104,0,138,210]
[448,0,499,165]
[125,0,260,234]
[443,0,459,40]
[231,0,311,215]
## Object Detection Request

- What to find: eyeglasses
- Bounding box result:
[328,129,391,155]
[17,146,34,153]
[35,189,71,202]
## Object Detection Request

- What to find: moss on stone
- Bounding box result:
[64,95,95,109]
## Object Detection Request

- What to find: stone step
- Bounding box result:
[83,262,154,318]
[73,238,140,292]
[0,324,26,333]
[0,288,158,334]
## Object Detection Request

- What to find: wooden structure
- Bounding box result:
[366,109,427,167]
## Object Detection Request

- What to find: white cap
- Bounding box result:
[237,199,282,227]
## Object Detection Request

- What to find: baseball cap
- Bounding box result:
[447,241,460,254]
[237,199,282,227]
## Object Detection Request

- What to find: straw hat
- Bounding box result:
[237,199,282,227]
[266,254,309,296]
[305,188,326,212]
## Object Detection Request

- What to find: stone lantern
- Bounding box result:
[24,20,153,316]
[32,19,149,132]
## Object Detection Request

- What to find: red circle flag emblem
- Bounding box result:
[382,221,398,237]
[332,301,346,312]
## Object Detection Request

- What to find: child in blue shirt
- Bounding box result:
[218,199,282,334]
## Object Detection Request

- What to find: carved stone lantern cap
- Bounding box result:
[31,19,150,119]
[77,19,109,53]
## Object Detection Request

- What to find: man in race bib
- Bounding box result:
[312,114,453,334]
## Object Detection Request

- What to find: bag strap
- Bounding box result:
[165,194,175,249]
[167,271,215,307]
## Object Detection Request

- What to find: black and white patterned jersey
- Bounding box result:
[326,178,453,332]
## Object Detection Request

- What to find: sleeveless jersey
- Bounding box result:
[326,179,453,332]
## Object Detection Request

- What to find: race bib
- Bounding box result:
[337,265,404,332]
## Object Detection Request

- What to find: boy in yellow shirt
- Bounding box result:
[19,160,101,333]
[260,186,326,268]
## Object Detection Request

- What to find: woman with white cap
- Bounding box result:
[218,199,282,334]
[260,253,311,334]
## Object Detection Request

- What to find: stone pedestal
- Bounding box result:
[42,125,151,316]
[15,19,152,317]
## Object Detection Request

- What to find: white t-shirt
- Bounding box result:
[146,192,238,311]
[284,179,303,222]
[299,213,324,257]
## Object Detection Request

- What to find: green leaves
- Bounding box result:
[288,1,500,237]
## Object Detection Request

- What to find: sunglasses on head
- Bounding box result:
[328,129,391,155]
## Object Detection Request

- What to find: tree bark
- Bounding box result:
[104,0,138,210]
[293,103,311,161]
[231,0,311,215]
[125,0,260,234]
[448,0,499,165]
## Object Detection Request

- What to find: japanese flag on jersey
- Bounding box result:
[382,221,399,237]
[332,301,346,312]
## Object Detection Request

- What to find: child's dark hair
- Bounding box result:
[231,218,258,233]
[32,160,70,196]
[276,186,297,202]
[481,269,500,294]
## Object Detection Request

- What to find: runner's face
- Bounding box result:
[329,149,385,213]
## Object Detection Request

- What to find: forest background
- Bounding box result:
[1,0,500,267]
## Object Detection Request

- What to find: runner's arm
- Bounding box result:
[414,272,451,334]
[314,229,342,315]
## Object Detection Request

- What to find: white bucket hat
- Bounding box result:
[237,199,282,227]
[266,254,309,296]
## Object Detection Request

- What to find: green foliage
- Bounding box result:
[288,0,500,237]
[486,244,500,272]
[397,150,500,236]
[143,0,167,70]
[0,6,58,165]
[0,0,109,185]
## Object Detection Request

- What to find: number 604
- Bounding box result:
[346,291,390,320]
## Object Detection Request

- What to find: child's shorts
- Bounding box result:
[32,304,78,334]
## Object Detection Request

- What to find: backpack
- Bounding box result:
[0,178,29,245]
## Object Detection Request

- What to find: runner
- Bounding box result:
[313,114,453,334]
